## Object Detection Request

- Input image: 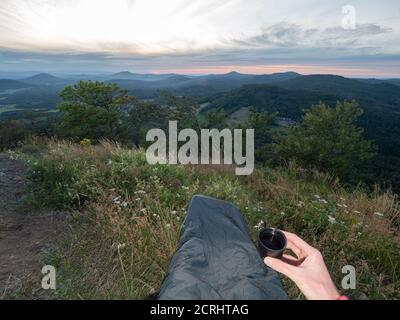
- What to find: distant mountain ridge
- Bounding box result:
[108,71,190,82]
[0,71,399,108]
[22,73,74,87]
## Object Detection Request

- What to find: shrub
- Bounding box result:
[0,121,29,150]
[274,101,377,181]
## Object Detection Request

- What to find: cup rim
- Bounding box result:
[259,227,287,252]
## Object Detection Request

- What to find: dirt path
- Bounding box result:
[0,153,64,299]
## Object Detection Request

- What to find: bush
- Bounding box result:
[0,121,29,151]
[274,101,377,181]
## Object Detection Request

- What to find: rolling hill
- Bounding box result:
[206,84,339,118]
[0,79,32,91]
[107,71,190,82]
[273,75,400,110]
[22,73,74,87]
[204,77,400,191]
[1,71,399,115]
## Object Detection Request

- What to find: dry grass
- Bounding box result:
[45,193,181,299]
[15,139,400,300]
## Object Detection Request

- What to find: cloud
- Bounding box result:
[1,45,399,78]
[0,1,398,77]
[233,23,392,49]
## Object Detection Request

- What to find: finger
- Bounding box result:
[264,257,297,279]
[285,241,305,259]
[281,254,304,266]
[283,231,317,255]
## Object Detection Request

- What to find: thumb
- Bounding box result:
[264,257,297,279]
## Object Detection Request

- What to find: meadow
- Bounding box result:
[12,138,400,299]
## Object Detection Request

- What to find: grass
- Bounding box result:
[14,139,400,300]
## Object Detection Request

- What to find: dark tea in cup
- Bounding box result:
[258,228,287,259]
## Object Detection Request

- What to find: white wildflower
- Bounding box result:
[117,243,126,250]
[254,220,265,229]
[354,210,361,214]
[166,224,171,228]
[140,208,147,213]
[280,211,286,216]
[319,199,328,204]
[171,210,177,215]
[328,215,336,224]
[374,212,384,217]
[314,195,321,199]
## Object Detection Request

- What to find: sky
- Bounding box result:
[0,0,399,77]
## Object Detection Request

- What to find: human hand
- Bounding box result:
[264,231,340,300]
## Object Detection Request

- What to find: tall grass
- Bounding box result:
[17,140,400,299]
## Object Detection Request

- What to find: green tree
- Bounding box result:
[129,101,169,146]
[57,81,135,141]
[274,101,377,179]
[246,107,277,146]
[159,91,199,130]
[237,107,277,163]
[128,92,199,146]
[204,109,228,130]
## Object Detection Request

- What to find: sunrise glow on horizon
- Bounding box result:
[150,64,400,78]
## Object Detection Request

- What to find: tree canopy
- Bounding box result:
[274,101,377,180]
[57,81,135,141]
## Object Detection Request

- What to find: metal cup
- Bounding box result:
[258,228,287,259]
